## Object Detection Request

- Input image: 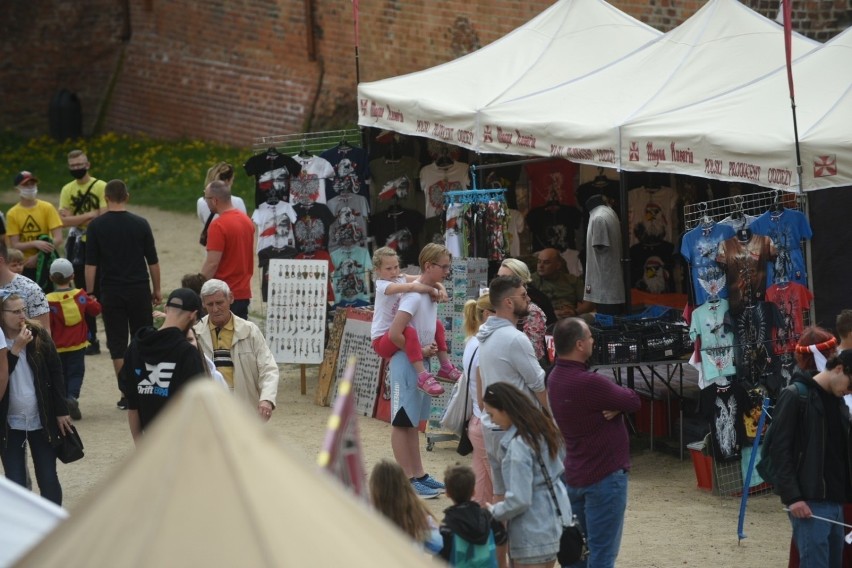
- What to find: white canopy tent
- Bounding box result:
[476,0,820,170]
[357,0,661,148]
[0,477,67,567]
[621,27,852,191]
[14,381,437,568]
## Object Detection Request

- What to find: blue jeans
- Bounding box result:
[1,429,62,505]
[60,348,86,399]
[564,469,628,568]
[790,501,844,568]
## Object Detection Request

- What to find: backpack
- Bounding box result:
[450,531,497,568]
[756,381,808,485]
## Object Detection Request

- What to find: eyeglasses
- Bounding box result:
[432,263,452,271]
[508,291,529,301]
[3,308,25,316]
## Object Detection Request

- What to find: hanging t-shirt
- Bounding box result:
[627,186,678,246]
[718,213,757,230]
[689,299,737,383]
[369,208,425,268]
[444,203,465,259]
[327,203,369,252]
[243,151,302,208]
[369,157,423,215]
[251,201,298,253]
[320,144,371,202]
[419,161,470,219]
[257,246,298,302]
[506,209,524,258]
[731,301,784,391]
[524,160,578,208]
[584,204,624,304]
[290,155,334,205]
[331,246,371,306]
[525,203,582,252]
[293,203,334,253]
[630,241,675,294]
[716,233,777,314]
[680,223,735,305]
[700,382,750,462]
[750,208,812,286]
[766,281,813,355]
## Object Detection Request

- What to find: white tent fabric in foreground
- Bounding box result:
[0,477,67,567]
[621,26,852,191]
[357,0,660,148]
[477,0,820,168]
[14,381,436,568]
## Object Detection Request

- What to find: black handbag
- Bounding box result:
[456,348,477,456]
[54,425,85,464]
[534,450,588,565]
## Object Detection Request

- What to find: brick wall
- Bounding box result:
[2,1,850,145]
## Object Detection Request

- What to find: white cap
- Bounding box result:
[50,258,74,279]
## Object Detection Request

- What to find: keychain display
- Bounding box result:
[267,259,329,364]
[329,309,384,416]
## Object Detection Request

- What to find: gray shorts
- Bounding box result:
[389,351,430,428]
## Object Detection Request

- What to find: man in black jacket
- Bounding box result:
[124,289,205,444]
[769,349,852,567]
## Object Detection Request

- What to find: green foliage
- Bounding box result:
[0,131,247,214]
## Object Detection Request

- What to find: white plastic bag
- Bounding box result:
[440,367,472,434]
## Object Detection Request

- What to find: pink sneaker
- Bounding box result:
[417,372,445,396]
[436,365,462,383]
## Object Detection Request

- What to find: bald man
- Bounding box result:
[530,248,592,319]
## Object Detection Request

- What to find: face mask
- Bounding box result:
[69,168,87,180]
[18,186,37,199]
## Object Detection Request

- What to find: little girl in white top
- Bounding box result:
[371,247,461,396]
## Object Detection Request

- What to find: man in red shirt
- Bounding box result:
[547,317,640,568]
[200,181,255,319]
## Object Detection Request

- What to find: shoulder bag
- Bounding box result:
[534,448,588,565]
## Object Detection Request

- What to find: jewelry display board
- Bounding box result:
[329,308,384,417]
[315,308,348,406]
[267,259,329,364]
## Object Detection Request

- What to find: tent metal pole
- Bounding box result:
[470,156,555,174]
[619,170,631,315]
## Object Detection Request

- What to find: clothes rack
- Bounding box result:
[251,128,362,156]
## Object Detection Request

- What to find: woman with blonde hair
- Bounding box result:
[197,161,247,228]
[369,459,442,555]
[497,258,551,364]
[462,293,496,505]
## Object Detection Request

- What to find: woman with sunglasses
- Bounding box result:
[0,293,72,505]
[483,382,571,568]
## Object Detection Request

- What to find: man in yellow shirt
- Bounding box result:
[59,150,107,354]
[7,171,64,290]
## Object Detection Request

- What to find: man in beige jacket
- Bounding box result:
[194,279,279,420]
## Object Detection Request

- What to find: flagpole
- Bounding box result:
[783,0,804,195]
[352,1,368,151]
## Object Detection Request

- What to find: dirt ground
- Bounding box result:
[19,203,791,566]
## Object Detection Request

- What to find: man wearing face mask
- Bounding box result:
[59,150,106,355]
[7,172,64,289]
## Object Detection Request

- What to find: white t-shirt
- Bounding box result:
[291,155,335,205]
[370,276,406,340]
[197,196,247,226]
[251,201,298,252]
[397,288,438,346]
[5,341,42,431]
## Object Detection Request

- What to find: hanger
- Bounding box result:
[384,141,401,163]
[266,146,280,157]
[337,137,352,150]
[698,202,713,228]
[771,189,785,214]
[298,138,312,159]
[593,167,609,187]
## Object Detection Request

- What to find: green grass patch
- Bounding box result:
[0,131,248,214]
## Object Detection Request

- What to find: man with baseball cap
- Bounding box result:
[123,288,206,443]
[8,171,64,289]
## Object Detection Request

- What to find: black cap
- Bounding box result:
[166,288,201,314]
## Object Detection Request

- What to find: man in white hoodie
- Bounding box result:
[477,274,548,497]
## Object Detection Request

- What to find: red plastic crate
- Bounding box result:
[635,393,679,437]
[688,442,713,491]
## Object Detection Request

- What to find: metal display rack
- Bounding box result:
[251,128,363,156]
[683,189,803,231]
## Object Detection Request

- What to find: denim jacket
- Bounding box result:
[491,425,572,561]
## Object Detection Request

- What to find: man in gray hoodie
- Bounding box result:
[477,274,548,497]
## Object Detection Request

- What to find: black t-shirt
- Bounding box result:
[292,203,334,253]
[731,302,783,391]
[244,152,302,208]
[124,326,206,430]
[525,204,582,251]
[85,211,158,290]
[700,382,750,462]
[630,241,675,293]
[369,208,425,268]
